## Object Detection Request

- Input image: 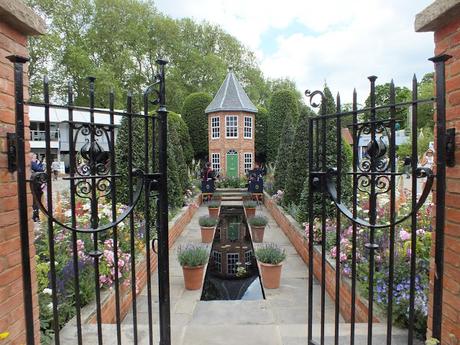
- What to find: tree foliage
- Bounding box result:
[267,90,299,162]
[255,106,268,164]
[181,92,212,161]
[273,112,295,192]
[168,112,194,166]
[284,107,315,206]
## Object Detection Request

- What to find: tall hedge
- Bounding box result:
[168,114,190,193]
[267,90,299,162]
[255,105,268,164]
[273,111,295,192]
[168,112,194,166]
[298,86,353,222]
[181,92,212,160]
[284,106,315,205]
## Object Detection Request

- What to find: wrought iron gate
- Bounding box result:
[8,56,171,345]
[306,54,452,345]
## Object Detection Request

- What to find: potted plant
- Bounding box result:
[178,244,208,290]
[207,200,221,217]
[199,216,218,243]
[241,191,252,201]
[248,215,268,243]
[243,200,257,217]
[255,243,286,289]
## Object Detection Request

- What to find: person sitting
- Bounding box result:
[201,162,216,194]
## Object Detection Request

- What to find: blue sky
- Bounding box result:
[155,0,435,104]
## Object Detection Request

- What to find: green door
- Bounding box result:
[226,152,238,178]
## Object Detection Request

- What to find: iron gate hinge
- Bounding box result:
[446,128,455,167]
[310,172,325,193]
[7,133,17,172]
[145,172,161,193]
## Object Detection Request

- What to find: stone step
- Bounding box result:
[216,188,247,193]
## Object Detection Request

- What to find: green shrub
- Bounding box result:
[248,215,268,226]
[207,200,221,208]
[243,200,257,208]
[255,243,286,265]
[216,177,247,188]
[199,216,218,227]
[177,244,208,267]
[212,192,222,198]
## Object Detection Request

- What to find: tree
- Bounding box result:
[168,112,194,166]
[417,72,434,129]
[298,85,353,222]
[255,106,268,164]
[168,113,189,192]
[284,106,315,205]
[362,83,411,128]
[273,112,295,192]
[181,92,212,161]
[267,90,299,162]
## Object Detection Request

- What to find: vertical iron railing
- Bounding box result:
[10,57,171,345]
[306,55,451,345]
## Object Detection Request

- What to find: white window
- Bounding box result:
[227,253,239,274]
[211,153,220,174]
[244,250,252,264]
[211,116,220,139]
[226,115,238,138]
[212,250,222,273]
[244,153,253,174]
[244,116,252,139]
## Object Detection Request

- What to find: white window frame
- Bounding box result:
[225,115,238,139]
[244,116,252,139]
[212,250,222,273]
[243,152,253,174]
[211,116,220,139]
[244,250,252,264]
[227,253,239,274]
[211,153,220,174]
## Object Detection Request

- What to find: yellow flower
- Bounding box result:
[0,332,10,340]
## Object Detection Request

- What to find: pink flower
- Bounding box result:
[330,246,337,258]
[399,229,411,241]
[340,252,347,262]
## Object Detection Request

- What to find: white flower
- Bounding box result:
[43,288,52,295]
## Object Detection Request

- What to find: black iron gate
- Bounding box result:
[306,54,452,345]
[8,56,171,345]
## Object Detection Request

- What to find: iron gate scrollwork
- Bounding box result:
[306,55,451,345]
[8,56,171,345]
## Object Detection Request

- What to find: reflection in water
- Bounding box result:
[201,206,265,301]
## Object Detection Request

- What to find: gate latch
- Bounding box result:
[7,133,16,173]
[446,128,455,167]
[145,173,161,193]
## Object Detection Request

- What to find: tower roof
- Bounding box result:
[205,68,258,114]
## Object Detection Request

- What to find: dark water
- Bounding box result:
[200,206,265,301]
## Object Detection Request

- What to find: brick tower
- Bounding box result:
[205,68,257,178]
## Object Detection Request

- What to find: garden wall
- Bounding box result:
[416,2,460,343]
[0,2,45,344]
[263,192,379,323]
[87,195,202,324]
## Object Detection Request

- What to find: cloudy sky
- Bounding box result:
[155,0,435,104]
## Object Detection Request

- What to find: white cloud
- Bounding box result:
[154,0,435,103]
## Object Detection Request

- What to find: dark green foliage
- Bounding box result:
[181,93,212,160]
[267,90,299,162]
[255,106,268,163]
[284,106,315,205]
[298,86,353,222]
[168,112,194,166]
[168,114,190,192]
[273,111,295,192]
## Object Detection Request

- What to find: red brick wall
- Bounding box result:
[208,111,255,177]
[0,22,40,344]
[429,17,460,345]
[264,193,379,323]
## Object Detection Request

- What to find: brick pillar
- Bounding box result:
[416,1,460,344]
[0,1,45,344]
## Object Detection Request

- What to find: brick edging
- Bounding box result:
[86,194,202,324]
[263,192,380,323]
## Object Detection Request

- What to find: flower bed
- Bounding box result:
[36,193,201,344]
[264,190,432,339]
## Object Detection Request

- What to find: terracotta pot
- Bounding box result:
[182,265,205,290]
[251,225,265,243]
[208,207,219,218]
[245,207,256,218]
[259,262,283,289]
[200,226,215,243]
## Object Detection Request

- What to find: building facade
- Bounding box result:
[205,68,257,178]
